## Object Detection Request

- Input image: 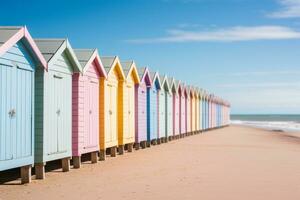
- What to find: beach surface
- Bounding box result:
[1,125,300,200]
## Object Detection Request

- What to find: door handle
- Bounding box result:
[109,110,112,115]
[56,109,61,115]
[89,110,92,114]
[8,109,16,118]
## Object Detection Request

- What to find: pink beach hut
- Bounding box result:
[178,82,186,137]
[72,49,107,168]
[135,67,152,149]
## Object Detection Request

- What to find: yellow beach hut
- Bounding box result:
[190,86,196,135]
[194,87,200,133]
[119,60,140,154]
[99,56,125,160]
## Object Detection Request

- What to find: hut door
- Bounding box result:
[168,94,172,135]
[151,89,157,138]
[48,72,68,154]
[160,91,165,137]
[107,83,117,142]
[86,80,98,148]
[127,85,133,138]
[0,65,15,161]
[0,65,33,161]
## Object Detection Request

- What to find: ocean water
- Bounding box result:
[231,115,300,132]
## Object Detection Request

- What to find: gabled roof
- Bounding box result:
[74,49,107,78]
[149,71,161,89]
[194,87,200,98]
[159,74,170,92]
[34,38,82,72]
[137,67,152,86]
[173,79,181,94]
[0,26,47,69]
[167,77,177,94]
[100,56,125,80]
[178,82,185,95]
[120,60,140,83]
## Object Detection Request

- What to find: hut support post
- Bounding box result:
[146,141,151,148]
[157,139,161,145]
[128,143,133,152]
[73,156,81,169]
[35,163,46,179]
[111,146,117,157]
[118,145,124,155]
[21,165,31,184]
[141,141,146,149]
[62,158,70,172]
[99,149,106,161]
[91,152,98,164]
[135,143,140,150]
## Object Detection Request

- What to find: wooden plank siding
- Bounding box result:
[34,39,81,164]
[0,26,47,171]
[72,49,105,157]
[135,67,151,143]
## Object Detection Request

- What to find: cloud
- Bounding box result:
[268,0,300,18]
[126,26,300,43]
[226,70,300,77]
[217,81,300,88]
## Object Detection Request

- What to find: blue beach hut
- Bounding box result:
[147,71,161,146]
[0,26,47,184]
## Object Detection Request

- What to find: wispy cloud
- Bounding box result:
[226,70,300,77]
[268,0,300,18]
[126,26,300,43]
[217,81,300,88]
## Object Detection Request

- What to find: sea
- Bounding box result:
[230,114,300,132]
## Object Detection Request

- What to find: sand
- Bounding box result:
[1,125,300,200]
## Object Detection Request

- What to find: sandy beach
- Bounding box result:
[1,125,300,200]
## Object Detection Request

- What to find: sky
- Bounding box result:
[1,0,300,114]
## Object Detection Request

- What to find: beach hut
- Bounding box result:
[159,74,171,143]
[203,91,208,131]
[171,79,180,139]
[199,88,204,132]
[34,39,82,179]
[178,82,186,137]
[166,77,174,141]
[209,94,213,129]
[135,67,152,150]
[0,26,47,184]
[72,49,107,168]
[148,71,161,146]
[194,87,200,133]
[99,56,125,160]
[119,60,140,154]
[189,86,196,135]
[185,86,191,135]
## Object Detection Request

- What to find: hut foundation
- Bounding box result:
[127,143,133,152]
[62,158,71,172]
[99,149,106,161]
[73,156,81,169]
[141,141,147,149]
[91,152,98,164]
[35,163,45,179]
[118,145,125,155]
[157,138,161,145]
[111,146,117,157]
[21,165,32,184]
[146,141,151,147]
[135,143,140,150]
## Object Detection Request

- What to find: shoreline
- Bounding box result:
[1,125,300,200]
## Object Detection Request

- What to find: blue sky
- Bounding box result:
[1,0,300,114]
